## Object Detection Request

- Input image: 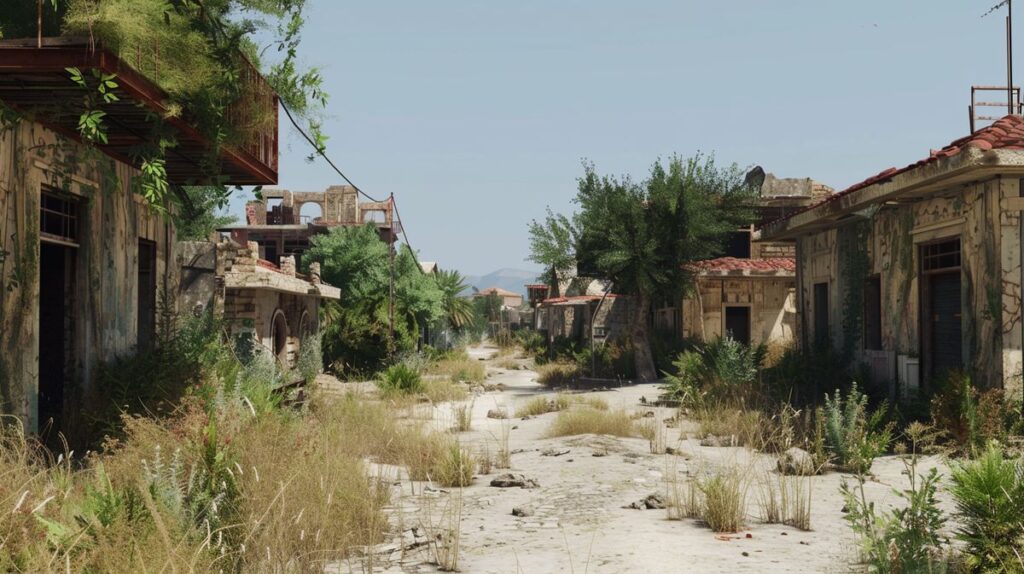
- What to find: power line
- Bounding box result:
[278,101,383,204]
[279,101,427,273]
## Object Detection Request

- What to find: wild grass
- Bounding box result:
[638,416,669,454]
[516,393,609,417]
[432,444,476,488]
[547,408,638,438]
[422,489,464,571]
[756,470,813,531]
[452,400,474,432]
[423,378,470,403]
[424,351,486,383]
[666,457,702,521]
[694,406,766,448]
[535,362,582,387]
[698,469,747,533]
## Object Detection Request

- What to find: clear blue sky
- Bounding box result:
[230,0,1015,276]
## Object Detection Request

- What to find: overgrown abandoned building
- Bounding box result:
[222,186,399,267]
[761,115,1024,401]
[679,174,833,347]
[179,240,339,369]
[0,38,278,434]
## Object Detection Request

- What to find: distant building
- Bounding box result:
[678,173,833,348]
[220,186,400,268]
[475,287,524,308]
[420,261,439,274]
[179,239,340,370]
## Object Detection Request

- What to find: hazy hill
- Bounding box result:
[463,268,542,297]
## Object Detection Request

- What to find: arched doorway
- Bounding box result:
[271,309,289,364]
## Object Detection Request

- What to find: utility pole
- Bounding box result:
[1009,0,1015,114]
[387,193,396,361]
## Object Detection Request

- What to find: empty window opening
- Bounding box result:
[299,202,323,224]
[40,188,78,245]
[864,275,882,351]
[724,306,751,345]
[922,238,961,272]
[722,231,751,259]
[138,239,157,351]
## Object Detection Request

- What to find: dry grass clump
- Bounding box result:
[547,408,638,438]
[535,362,582,387]
[424,353,486,383]
[638,416,669,454]
[757,470,813,531]
[698,470,747,533]
[423,378,470,403]
[694,406,766,448]
[516,393,608,417]
[452,400,474,432]
[432,444,476,488]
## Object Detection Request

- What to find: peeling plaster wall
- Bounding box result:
[0,121,176,432]
[680,278,797,346]
[796,178,1023,399]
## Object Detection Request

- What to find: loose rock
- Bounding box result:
[511,506,534,517]
[490,473,540,489]
[777,447,816,476]
[623,493,667,510]
[487,409,509,419]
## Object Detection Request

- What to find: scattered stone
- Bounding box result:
[487,409,509,419]
[489,473,540,489]
[592,451,607,457]
[742,551,750,557]
[745,533,753,539]
[699,434,737,447]
[511,506,534,517]
[665,446,679,455]
[510,448,527,455]
[781,532,788,536]
[541,448,570,457]
[777,447,816,476]
[641,411,656,418]
[512,425,519,430]
[623,493,667,510]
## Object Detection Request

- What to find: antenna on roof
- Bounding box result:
[972,1,1021,131]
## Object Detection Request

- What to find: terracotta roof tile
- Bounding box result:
[689,257,796,274]
[763,115,1024,229]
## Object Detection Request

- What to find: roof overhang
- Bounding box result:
[759,148,1024,240]
[0,38,278,185]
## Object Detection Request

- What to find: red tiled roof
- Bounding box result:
[762,115,1024,229]
[525,284,548,289]
[257,259,286,275]
[541,294,619,305]
[690,257,796,274]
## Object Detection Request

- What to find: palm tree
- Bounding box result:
[435,269,475,330]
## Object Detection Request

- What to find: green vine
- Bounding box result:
[838,218,872,363]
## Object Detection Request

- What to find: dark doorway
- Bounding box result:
[137,239,157,351]
[272,311,289,364]
[38,242,75,440]
[813,282,830,347]
[921,238,963,387]
[724,306,751,345]
[926,272,963,382]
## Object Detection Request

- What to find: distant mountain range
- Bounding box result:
[463,268,542,297]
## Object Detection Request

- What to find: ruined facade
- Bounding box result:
[0,121,177,434]
[225,186,399,267]
[761,115,1024,401]
[0,38,278,434]
[680,175,832,347]
[180,240,339,369]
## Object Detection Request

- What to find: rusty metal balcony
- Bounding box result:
[0,37,278,185]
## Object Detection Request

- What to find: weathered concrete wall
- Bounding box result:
[0,121,176,431]
[544,297,632,346]
[796,177,1023,399]
[681,278,797,346]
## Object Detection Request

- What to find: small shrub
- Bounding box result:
[930,371,1006,453]
[660,350,706,408]
[840,427,948,573]
[452,401,474,432]
[424,351,486,383]
[294,331,323,384]
[536,362,581,387]
[699,471,746,533]
[516,330,546,356]
[695,406,765,448]
[423,378,469,403]
[377,363,424,396]
[547,408,637,438]
[949,442,1024,573]
[823,383,892,473]
[757,471,813,531]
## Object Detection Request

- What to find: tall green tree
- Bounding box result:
[573,154,756,380]
[303,224,443,375]
[527,208,578,293]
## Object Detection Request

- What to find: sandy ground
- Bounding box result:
[335,345,958,574]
